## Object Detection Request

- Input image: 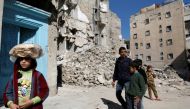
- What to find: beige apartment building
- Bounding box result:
[185,4,190,51]
[130,0,186,69]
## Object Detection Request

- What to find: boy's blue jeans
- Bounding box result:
[116,82,130,109]
[126,94,141,109]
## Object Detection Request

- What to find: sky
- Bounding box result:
[110,0,190,40]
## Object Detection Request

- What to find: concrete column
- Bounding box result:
[0,0,4,51]
[47,23,58,96]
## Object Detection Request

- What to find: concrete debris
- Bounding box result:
[153,66,190,90]
[60,47,116,87]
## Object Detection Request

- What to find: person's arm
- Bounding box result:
[3,76,14,107]
[37,73,49,102]
[112,60,119,87]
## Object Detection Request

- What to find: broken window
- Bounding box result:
[135,54,138,59]
[186,34,190,38]
[159,30,163,33]
[133,34,137,39]
[146,43,151,49]
[159,25,162,29]
[146,56,151,61]
[135,43,138,49]
[145,19,150,25]
[160,43,163,47]
[160,52,163,56]
[126,44,130,50]
[145,30,150,36]
[167,53,173,60]
[158,17,162,20]
[159,38,163,42]
[139,54,143,59]
[166,26,172,32]
[133,23,137,28]
[165,12,171,18]
[159,25,162,33]
[166,39,173,46]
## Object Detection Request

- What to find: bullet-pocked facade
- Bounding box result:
[130,0,186,68]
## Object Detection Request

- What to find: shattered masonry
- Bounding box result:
[50,0,125,87]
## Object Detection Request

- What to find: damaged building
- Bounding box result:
[0,0,125,103]
[55,0,124,55]
[185,4,190,63]
[55,0,125,88]
[130,0,187,69]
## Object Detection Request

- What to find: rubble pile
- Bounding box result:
[153,66,190,90]
[61,47,116,87]
[153,66,182,80]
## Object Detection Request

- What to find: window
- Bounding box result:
[159,38,163,42]
[159,25,162,29]
[167,53,173,60]
[145,30,150,36]
[146,43,151,49]
[140,43,143,47]
[159,30,163,33]
[135,54,138,59]
[166,39,173,46]
[165,12,171,18]
[160,52,163,56]
[160,43,163,47]
[160,57,164,60]
[135,43,138,49]
[159,25,162,32]
[186,34,190,38]
[166,26,172,32]
[146,56,151,61]
[133,23,137,28]
[158,17,162,20]
[145,19,149,25]
[139,54,143,59]
[133,34,137,39]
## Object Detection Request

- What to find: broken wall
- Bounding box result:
[53,0,124,87]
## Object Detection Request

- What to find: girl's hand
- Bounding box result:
[19,100,33,109]
[10,103,20,109]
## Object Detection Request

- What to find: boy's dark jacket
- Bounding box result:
[3,65,49,109]
[113,56,132,85]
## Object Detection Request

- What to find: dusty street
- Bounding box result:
[44,83,190,109]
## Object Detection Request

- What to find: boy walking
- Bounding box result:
[127,62,146,109]
[133,59,147,109]
[112,47,132,109]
